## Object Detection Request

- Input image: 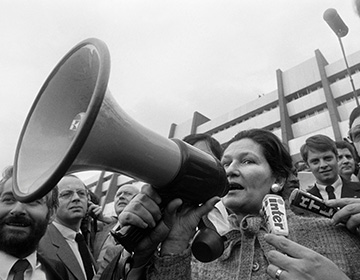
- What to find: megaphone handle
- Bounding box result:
[111,225,152,253]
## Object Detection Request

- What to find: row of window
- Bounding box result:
[206,63,360,137]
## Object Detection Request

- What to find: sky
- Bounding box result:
[1,0,360,175]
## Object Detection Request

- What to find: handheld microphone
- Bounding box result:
[289,189,337,218]
[262,194,289,236]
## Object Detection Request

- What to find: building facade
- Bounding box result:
[169,49,360,163]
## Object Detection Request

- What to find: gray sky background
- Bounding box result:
[1,0,360,173]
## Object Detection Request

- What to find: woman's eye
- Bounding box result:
[242,159,252,164]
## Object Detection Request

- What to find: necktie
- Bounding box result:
[326,185,336,200]
[75,233,94,280]
[11,259,30,280]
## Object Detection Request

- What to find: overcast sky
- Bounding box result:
[1,0,360,173]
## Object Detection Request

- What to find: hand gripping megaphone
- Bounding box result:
[12,38,229,261]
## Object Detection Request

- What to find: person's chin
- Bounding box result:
[70,212,86,219]
[69,207,85,213]
[320,173,336,181]
[225,189,243,196]
[342,167,353,173]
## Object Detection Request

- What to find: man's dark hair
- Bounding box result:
[335,140,357,159]
[349,106,360,129]
[183,133,223,160]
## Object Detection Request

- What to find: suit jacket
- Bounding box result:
[94,245,124,280]
[307,178,360,199]
[93,221,117,262]
[38,223,97,280]
[37,253,69,280]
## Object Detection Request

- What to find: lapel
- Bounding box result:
[93,221,117,260]
[307,184,323,199]
[48,224,86,280]
[37,253,67,280]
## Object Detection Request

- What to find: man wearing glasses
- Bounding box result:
[39,175,97,280]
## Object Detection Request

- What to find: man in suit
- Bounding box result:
[93,180,141,264]
[300,134,360,200]
[0,166,68,280]
[92,180,142,280]
[39,175,97,280]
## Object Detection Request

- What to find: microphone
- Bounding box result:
[289,189,337,218]
[323,8,349,37]
[262,194,289,236]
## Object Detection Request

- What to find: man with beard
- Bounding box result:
[0,166,68,280]
[39,175,97,280]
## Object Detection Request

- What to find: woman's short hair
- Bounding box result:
[224,129,293,180]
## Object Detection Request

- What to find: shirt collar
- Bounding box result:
[0,250,38,279]
[53,221,77,241]
[316,176,342,190]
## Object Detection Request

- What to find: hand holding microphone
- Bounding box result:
[265,234,350,280]
[325,197,360,234]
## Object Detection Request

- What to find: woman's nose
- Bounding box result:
[225,161,239,177]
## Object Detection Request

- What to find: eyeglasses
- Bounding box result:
[349,125,360,143]
[59,189,87,200]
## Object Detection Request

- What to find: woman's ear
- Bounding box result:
[270,177,286,193]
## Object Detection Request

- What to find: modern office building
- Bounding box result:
[85,48,360,209]
[169,48,360,164]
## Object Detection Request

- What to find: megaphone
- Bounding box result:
[12,38,229,259]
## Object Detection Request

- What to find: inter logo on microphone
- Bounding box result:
[262,194,289,236]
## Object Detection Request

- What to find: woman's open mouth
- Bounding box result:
[228,183,244,191]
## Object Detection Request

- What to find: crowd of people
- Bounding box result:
[4,0,360,270]
[2,105,360,280]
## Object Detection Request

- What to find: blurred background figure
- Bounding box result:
[80,190,103,255]
[282,166,300,202]
[93,180,142,266]
[355,0,360,17]
[182,133,230,234]
[183,133,223,161]
[335,140,359,182]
